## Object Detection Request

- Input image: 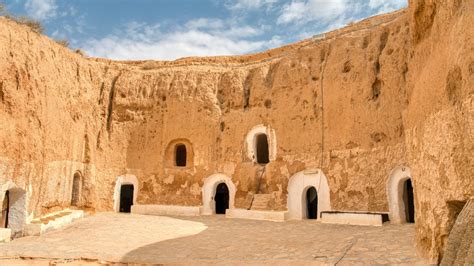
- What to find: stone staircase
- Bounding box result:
[25,209,84,236]
[249,194,272,210]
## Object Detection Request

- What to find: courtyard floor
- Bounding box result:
[0,212,426,265]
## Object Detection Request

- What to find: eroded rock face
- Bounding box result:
[0,0,472,262]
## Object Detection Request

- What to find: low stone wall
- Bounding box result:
[131,204,201,216]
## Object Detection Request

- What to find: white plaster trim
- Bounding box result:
[386,166,412,224]
[113,174,138,213]
[244,124,277,163]
[0,181,28,236]
[287,169,331,220]
[201,173,236,215]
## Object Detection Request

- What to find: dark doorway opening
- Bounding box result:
[71,173,81,206]
[1,191,9,228]
[403,179,415,223]
[256,134,269,164]
[175,144,187,167]
[306,187,318,219]
[119,184,134,213]
[215,183,229,214]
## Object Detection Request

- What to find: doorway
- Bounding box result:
[306,187,318,219]
[403,179,415,223]
[119,184,134,213]
[256,134,269,164]
[1,191,9,228]
[215,183,229,214]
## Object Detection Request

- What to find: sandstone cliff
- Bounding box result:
[0,0,472,262]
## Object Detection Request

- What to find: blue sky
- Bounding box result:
[3,0,407,60]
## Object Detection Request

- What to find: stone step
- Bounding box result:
[250,194,272,210]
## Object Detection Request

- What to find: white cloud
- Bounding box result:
[369,0,407,14]
[277,0,347,25]
[82,20,283,60]
[24,0,57,20]
[226,0,279,10]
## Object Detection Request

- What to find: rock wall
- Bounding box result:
[0,0,472,262]
[405,0,473,262]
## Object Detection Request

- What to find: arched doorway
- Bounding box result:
[306,187,318,219]
[387,167,415,224]
[71,172,81,206]
[403,179,415,223]
[287,170,331,220]
[1,191,9,228]
[215,183,229,214]
[119,184,134,213]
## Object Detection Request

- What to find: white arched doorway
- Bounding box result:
[0,181,27,237]
[201,173,236,215]
[287,169,331,220]
[387,166,415,224]
[113,174,138,213]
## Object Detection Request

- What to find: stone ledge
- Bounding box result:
[131,204,201,216]
[225,208,287,222]
[320,211,389,226]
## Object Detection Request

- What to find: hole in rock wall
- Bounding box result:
[306,187,318,219]
[256,134,269,164]
[175,144,187,167]
[215,183,229,214]
[403,179,415,223]
[71,172,81,206]
[119,184,134,213]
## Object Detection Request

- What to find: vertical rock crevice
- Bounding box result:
[106,72,122,133]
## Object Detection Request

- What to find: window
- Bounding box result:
[256,134,269,164]
[175,144,187,167]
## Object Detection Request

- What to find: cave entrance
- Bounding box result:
[306,187,318,219]
[215,183,229,214]
[1,191,9,228]
[71,172,81,206]
[119,184,134,213]
[403,179,415,223]
[256,134,269,164]
[175,144,187,167]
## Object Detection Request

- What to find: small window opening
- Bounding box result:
[256,134,269,164]
[175,144,187,167]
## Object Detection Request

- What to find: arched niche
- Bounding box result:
[71,171,82,206]
[244,125,277,164]
[164,139,194,168]
[201,173,236,215]
[0,181,27,237]
[387,166,415,224]
[113,174,138,213]
[287,169,331,220]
